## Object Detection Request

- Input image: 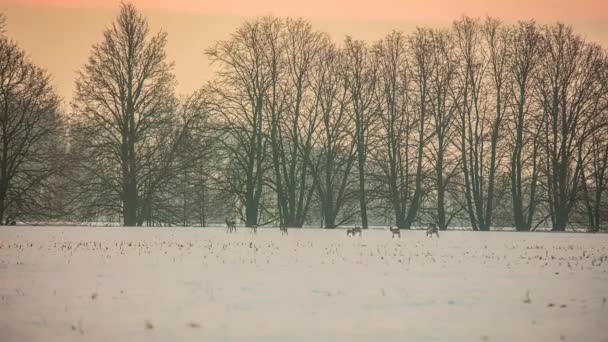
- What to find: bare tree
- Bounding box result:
[371,31,412,229]
[579,102,608,232]
[371,29,432,229]
[451,17,508,231]
[308,42,358,228]
[265,19,326,227]
[71,3,177,226]
[560,38,608,232]
[536,24,606,231]
[342,37,377,229]
[206,18,281,226]
[426,29,462,230]
[507,21,544,231]
[0,32,63,224]
[135,92,209,226]
[176,90,218,227]
[482,18,511,230]
[452,17,484,231]
[403,28,434,228]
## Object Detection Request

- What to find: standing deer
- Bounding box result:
[225,218,236,233]
[346,226,362,237]
[426,223,439,238]
[389,226,400,238]
[279,224,288,236]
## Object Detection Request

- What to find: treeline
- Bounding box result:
[1,4,607,231]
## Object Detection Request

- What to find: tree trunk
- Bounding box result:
[357,148,368,229]
[436,166,447,230]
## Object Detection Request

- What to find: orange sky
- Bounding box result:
[1,0,607,105]
[8,0,608,20]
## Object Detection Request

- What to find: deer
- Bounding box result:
[279,223,288,236]
[426,223,439,238]
[225,218,236,233]
[389,226,400,238]
[346,226,362,237]
[249,224,258,234]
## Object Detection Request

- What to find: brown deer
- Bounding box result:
[225,218,236,233]
[346,226,362,237]
[279,224,288,236]
[426,223,439,238]
[389,226,400,238]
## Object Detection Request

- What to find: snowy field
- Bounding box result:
[0,226,607,342]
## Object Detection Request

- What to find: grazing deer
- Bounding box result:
[249,224,258,234]
[225,218,236,233]
[426,223,439,238]
[346,226,362,237]
[279,223,288,236]
[389,226,400,238]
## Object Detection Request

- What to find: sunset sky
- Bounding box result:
[1,0,607,104]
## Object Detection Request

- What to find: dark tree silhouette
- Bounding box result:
[205,18,277,226]
[403,28,433,229]
[507,21,543,231]
[426,29,461,230]
[308,42,358,228]
[71,3,179,226]
[0,29,63,224]
[537,24,606,231]
[55,10,608,231]
[372,31,414,229]
[342,37,377,229]
[451,17,507,231]
[266,19,326,227]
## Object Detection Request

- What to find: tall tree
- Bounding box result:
[205,18,278,226]
[452,17,508,231]
[342,37,377,229]
[536,24,605,231]
[372,30,433,229]
[426,29,461,230]
[0,25,63,224]
[507,21,543,231]
[266,19,326,227]
[372,31,413,229]
[135,92,209,226]
[403,28,433,228]
[71,2,177,226]
[308,42,358,228]
[579,102,608,232]
[481,18,510,231]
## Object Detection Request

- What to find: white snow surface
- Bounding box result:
[0,226,607,342]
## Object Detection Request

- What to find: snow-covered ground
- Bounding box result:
[0,226,607,342]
